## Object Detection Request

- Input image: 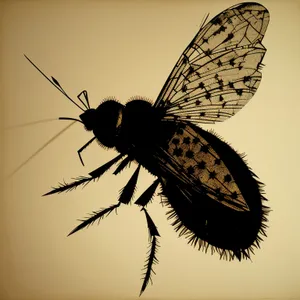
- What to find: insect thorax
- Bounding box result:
[115,99,167,153]
[83,98,167,152]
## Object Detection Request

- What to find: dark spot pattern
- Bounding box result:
[173,147,183,157]
[167,124,249,211]
[172,138,180,145]
[183,137,191,144]
[185,150,194,158]
[156,3,268,124]
[198,160,206,169]
[224,174,232,183]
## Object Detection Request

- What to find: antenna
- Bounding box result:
[6,121,76,179]
[24,54,86,111]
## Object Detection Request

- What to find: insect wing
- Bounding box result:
[155,123,255,212]
[154,3,269,124]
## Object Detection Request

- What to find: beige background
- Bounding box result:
[2,0,300,299]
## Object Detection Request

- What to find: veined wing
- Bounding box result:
[154,122,256,212]
[154,3,269,124]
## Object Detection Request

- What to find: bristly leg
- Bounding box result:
[113,156,133,175]
[140,208,160,296]
[135,179,160,207]
[88,153,124,178]
[118,165,141,204]
[68,202,121,236]
[43,153,124,195]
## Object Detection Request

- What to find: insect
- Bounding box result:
[25,2,270,296]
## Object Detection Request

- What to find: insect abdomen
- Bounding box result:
[157,122,268,260]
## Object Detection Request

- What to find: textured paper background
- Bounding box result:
[2,0,300,299]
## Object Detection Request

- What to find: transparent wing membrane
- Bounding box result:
[156,123,250,211]
[155,3,269,124]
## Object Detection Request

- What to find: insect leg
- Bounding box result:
[118,164,141,204]
[140,207,160,296]
[43,153,124,195]
[135,178,160,207]
[77,136,96,166]
[113,156,133,175]
[68,202,121,236]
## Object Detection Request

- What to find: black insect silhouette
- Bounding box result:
[25,2,270,295]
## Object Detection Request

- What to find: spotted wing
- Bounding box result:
[154,3,269,124]
[155,123,251,212]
